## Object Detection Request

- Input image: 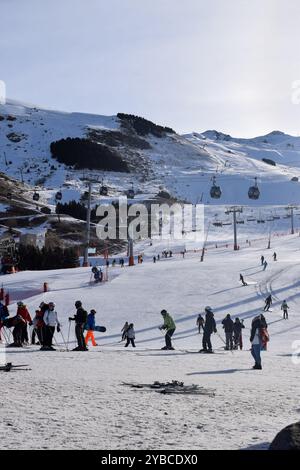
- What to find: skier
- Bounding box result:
[200,306,217,353]
[85,309,98,347]
[240,274,247,286]
[233,318,245,350]
[112,259,116,267]
[153,256,156,263]
[159,310,176,350]
[43,302,60,351]
[124,323,135,348]
[5,314,26,347]
[31,301,48,345]
[32,309,45,346]
[157,254,160,261]
[121,321,129,341]
[16,301,32,345]
[106,260,110,268]
[119,258,124,268]
[273,252,277,261]
[222,314,234,350]
[281,300,289,320]
[69,301,88,351]
[263,260,268,271]
[261,255,265,266]
[250,313,269,370]
[196,314,205,334]
[263,294,272,312]
[0,301,9,342]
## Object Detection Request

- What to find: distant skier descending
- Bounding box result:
[159,310,176,350]
[263,260,268,271]
[121,321,129,341]
[263,295,272,312]
[239,274,247,286]
[199,306,217,353]
[196,314,205,334]
[281,300,289,319]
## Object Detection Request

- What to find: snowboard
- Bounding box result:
[84,325,106,332]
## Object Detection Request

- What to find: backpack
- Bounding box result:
[259,327,270,351]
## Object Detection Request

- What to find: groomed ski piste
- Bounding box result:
[1,230,300,450]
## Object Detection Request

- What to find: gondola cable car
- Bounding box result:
[248,177,260,200]
[210,176,222,199]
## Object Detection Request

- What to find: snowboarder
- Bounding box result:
[263,260,268,271]
[263,294,272,312]
[240,274,247,286]
[196,314,205,334]
[281,300,289,320]
[222,314,234,350]
[69,301,88,351]
[85,309,98,347]
[16,301,32,345]
[261,255,265,266]
[124,323,135,348]
[250,314,269,370]
[121,321,129,341]
[233,318,245,350]
[159,310,176,350]
[43,302,60,350]
[273,252,277,261]
[200,306,217,353]
[0,301,9,342]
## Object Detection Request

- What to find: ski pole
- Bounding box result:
[67,320,71,349]
[60,328,68,351]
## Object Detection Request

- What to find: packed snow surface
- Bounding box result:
[1,233,300,449]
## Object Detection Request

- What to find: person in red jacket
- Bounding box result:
[17,301,32,345]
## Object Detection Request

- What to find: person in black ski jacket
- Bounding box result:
[264,295,272,311]
[69,300,88,351]
[233,318,245,349]
[200,306,217,353]
[222,314,234,350]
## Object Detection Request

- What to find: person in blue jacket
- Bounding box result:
[85,309,98,347]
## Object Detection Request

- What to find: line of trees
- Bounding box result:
[18,245,80,270]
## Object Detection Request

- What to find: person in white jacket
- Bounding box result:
[43,302,60,350]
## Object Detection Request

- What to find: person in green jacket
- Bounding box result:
[159,310,176,350]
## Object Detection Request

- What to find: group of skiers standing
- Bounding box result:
[0,299,102,351]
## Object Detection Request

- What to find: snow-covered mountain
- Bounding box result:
[1,99,300,208]
[1,99,300,246]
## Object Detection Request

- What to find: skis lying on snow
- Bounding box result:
[122,380,215,397]
[0,362,31,372]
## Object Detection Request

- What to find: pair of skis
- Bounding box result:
[0,362,30,372]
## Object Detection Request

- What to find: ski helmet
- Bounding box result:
[75,300,82,308]
[161,309,167,316]
[48,302,55,308]
[17,301,24,306]
[205,306,213,313]
[90,309,96,314]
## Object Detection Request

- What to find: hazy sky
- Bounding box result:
[1,0,300,136]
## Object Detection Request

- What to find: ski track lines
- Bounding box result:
[1,236,300,449]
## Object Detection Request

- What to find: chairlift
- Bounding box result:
[246,217,256,222]
[236,219,245,224]
[248,177,260,200]
[210,176,222,199]
[33,191,40,202]
[100,179,108,196]
[257,219,265,224]
[127,182,135,199]
[55,191,62,201]
[212,221,223,227]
